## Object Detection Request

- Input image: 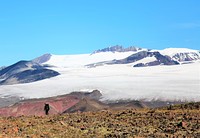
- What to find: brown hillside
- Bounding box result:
[0,105,199,137]
[64,98,109,113]
[0,95,79,117]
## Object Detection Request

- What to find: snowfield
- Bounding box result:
[159,48,199,57]
[0,60,199,102]
[45,51,144,67]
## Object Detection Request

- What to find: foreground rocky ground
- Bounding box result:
[0,103,199,138]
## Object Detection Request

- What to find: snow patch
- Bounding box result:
[130,56,157,66]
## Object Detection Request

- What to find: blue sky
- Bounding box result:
[0,0,200,66]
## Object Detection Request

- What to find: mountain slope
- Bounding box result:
[0,90,167,116]
[64,98,109,113]
[86,51,180,67]
[0,90,102,116]
[0,95,80,117]
[0,60,60,85]
[35,46,199,68]
[32,53,52,64]
[160,48,200,62]
[133,51,179,67]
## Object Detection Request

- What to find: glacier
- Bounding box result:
[0,47,199,102]
[0,61,199,102]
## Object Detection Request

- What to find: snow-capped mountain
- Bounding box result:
[32,53,52,64]
[159,48,200,62]
[34,48,144,68]
[0,46,199,103]
[33,46,200,68]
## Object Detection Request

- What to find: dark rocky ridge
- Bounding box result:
[113,51,179,66]
[0,60,59,85]
[86,51,179,67]
[69,90,102,100]
[133,51,180,67]
[92,45,141,54]
[172,52,200,62]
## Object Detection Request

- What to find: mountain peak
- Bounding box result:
[0,60,59,85]
[92,45,141,54]
[32,53,52,64]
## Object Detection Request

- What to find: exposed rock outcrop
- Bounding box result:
[92,45,139,54]
[133,51,179,67]
[172,52,200,62]
[0,60,60,85]
[86,51,179,67]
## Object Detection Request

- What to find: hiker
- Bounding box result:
[44,103,50,115]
